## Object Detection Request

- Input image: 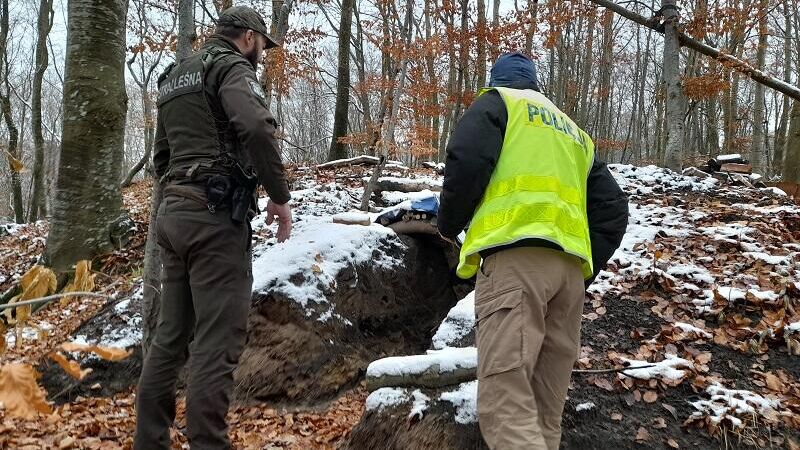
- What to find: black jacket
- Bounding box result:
[437,89,629,286]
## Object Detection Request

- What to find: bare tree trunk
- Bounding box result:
[177,0,195,61]
[28,0,54,222]
[750,0,768,173]
[774,0,792,170]
[328,0,354,161]
[523,0,538,56]
[785,100,800,183]
[596,10,613,140]
[45,0,128,271]
[662,0,683,170]
[578,10,597,127]
[0,0,23,223]
[476,0,487,88]
[423,0,438,151]
[361,0,414,210]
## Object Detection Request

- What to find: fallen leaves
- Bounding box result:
[61,342,132,362]
[48,352,93,381]
[60,260,96,306]
[634,426,650,443]
[0,363,52,418]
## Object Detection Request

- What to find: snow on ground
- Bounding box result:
[381,189,438,206]
[251,178,406,322]
[431,291,475,350]
[672,322,712,338]
[619,354,694,381]
[575,402,596,412]
[69,281,144,354]
[362,164,800,426]
[439,381,479,424]
[366,387,409,411]
[689,382,782,428]
[609,164,718,194]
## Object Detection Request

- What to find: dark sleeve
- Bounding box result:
[437,91,507,238]
[219,63,291,204]
[153,112,170,179]
[586,158,629,287]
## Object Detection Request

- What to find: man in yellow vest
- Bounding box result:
[438,52,628,449]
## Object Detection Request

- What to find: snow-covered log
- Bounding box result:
[365,347,477,391]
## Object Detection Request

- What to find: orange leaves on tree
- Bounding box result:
[0,363,52,419]
[683,74,730,100]
[61,342,132,362]
[5,149,24,173]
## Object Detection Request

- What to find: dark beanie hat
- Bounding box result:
[489,52,540,91]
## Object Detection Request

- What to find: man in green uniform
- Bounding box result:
[133,7,292,449]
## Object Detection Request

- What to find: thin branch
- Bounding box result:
[573,364,657,374]
[0,292,110,310]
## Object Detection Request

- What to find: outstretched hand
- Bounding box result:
[266,200,292,242]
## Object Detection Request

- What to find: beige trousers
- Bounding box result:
[475,246,585,450]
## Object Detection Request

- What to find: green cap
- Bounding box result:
[218,6,278,49]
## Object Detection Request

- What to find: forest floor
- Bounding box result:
[1,163,799,449]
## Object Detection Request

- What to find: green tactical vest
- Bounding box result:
[456,87,595,280]
[156,44,239,179]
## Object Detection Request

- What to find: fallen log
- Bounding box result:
[317,156,405,170]
[332,212,372,226]
[317,155,381,170]
[720,163,752,174]
[365,177,443,193]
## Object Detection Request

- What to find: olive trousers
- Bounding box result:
[475,247,585,450]
[134,191,252,450]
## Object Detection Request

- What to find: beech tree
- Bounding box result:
[45,0,128,272]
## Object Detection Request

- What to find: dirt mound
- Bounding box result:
[234,234,462,404]
[40,234,464,407]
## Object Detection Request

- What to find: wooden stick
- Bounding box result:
[0,292,110,310]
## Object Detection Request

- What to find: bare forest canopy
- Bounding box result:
[1,0,800,225]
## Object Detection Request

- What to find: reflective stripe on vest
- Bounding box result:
[456,87,595,280]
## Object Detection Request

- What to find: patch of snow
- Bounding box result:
[689,382,781,428]
[748,288,780,302]
[375,176,443,188]
[785,322,800,334]
[762,187,787,196]
[716,287,747,302]
[742,252,791,266]
[366,347,477,378]
[69,282,143,352]
[620,354,694,381]
[439,380,478,424]
[609,164,718,193]
[381,190,438,206]
[673,322,712,338]
[4,321,53,347]
[666,264,715,284]
[698,223,755,242]
[575,402,596,412]
[432,292,475,350]
[366,388,409,411]
[408,390,430,420]
[252,220,403,313]
[716,153,743,162]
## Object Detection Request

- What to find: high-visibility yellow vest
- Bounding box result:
[456,87,595,280]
